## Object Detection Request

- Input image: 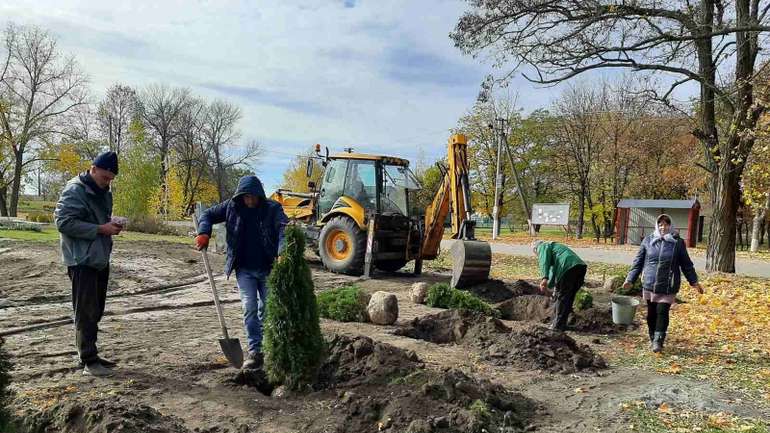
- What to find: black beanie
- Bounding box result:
[93,151,119,175]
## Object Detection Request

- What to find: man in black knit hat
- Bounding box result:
[54,151,123,377]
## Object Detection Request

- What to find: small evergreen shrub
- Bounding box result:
[574,288,593,311]
[263,226,324,390]
[426,283,498,317]
[317,285,368,322]
[0,337,14,431]
[425,282,453,308]
[25,211,53,223]
[125,216,180,235]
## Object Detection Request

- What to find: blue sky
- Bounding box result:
[1,0,693,192]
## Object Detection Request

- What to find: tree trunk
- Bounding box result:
[0,186,8,217]
[705,168,739,272]
[576,192,585,239]
[9,151,24,217]
[750,195,769,252]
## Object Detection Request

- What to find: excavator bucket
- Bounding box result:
[449,240,491,288]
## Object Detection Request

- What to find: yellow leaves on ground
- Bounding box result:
[657,362,682,374]
[674,274,770,357]
[623,400,769,432]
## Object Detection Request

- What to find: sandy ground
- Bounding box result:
[1,238,768,432]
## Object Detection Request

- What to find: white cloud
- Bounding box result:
[3,0,674,193]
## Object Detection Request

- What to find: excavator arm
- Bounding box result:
[420,134,491,287]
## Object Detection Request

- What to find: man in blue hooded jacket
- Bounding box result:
[195,175,288,370]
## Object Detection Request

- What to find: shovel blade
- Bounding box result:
[219,338,244,369]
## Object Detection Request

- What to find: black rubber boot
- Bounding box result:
[242,352,264,370]
[652,332,666,353]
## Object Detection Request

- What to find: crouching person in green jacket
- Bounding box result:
[532,240,587,331]
[54,151,123,378]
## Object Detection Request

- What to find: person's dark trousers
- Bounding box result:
[646,301,671,338]
[68,265,109,365]
[551,264,587,331]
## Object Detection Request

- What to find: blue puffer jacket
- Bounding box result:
[625,233,698,295]
[197,176,288,276]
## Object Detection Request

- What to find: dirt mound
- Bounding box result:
[481,324,607,373]
[17,396,190,433]
[464,279,539,303]
[569,307,633,334]
[497,294,552,322]
[394,309,509,344]
[395,310,606,374]
[316,334,424,388]
[312,368,536,433]
[229,368,275,396]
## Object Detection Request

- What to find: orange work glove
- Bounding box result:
[195,234,210,250]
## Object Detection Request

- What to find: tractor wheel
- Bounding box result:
[376,260,408,273]
[319,216,367,275]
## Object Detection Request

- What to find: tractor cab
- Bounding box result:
[304,151,424,274]
[317,153,421,220]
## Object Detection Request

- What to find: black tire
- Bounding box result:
[376,260,408,273]
[319,216,367,275]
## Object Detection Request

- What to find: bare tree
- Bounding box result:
[172,98,208,214]
[594,79,650,238]
[0,23,88,216]
[552,84,605,239]
[201,100,243,200]
[139,84,191,216]
[452,0,770,271]
[98,83,139,156]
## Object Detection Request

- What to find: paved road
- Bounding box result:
[441,240,770,278]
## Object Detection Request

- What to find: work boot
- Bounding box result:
[652,332,666,353]
[242,352,264,370]
[83,362,115,378]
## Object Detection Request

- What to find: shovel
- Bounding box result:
[193,215,244,369]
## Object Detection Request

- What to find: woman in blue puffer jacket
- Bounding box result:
[623,214,704,353]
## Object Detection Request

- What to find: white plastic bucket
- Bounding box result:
[611,295,640,325]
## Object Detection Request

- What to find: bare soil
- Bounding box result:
[1,238,768,432]
[394,310,606,374]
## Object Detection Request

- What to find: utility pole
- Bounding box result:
[491,118,506,239]
[502,130,533,235]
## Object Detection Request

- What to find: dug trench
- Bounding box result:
[3,239,769,432]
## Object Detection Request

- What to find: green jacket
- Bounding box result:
[54,176,113,270]
[537,241,585,288]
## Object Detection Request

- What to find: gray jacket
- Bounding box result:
[54,176,113,270]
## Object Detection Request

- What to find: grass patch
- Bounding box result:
[0,227,190,244]
[426,283,498,317]
[623,401,770,433]
[0,227,58,241]
[17,198,55,214]
[317,285,369,322]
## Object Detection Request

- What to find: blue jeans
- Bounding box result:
[235,268,269,354]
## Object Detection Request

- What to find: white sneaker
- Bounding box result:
[83,362,115,377]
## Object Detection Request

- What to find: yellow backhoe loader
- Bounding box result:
[270,134,491,287]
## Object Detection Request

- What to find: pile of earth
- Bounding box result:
[497,294,552,322]
[464,279,539,303]
[234,334,537,433]
[14,396,190,433]
[395,310,606,374]
[483,325,608,373]
[569,307,635,334]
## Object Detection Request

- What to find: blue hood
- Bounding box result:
[232,175,266,200]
